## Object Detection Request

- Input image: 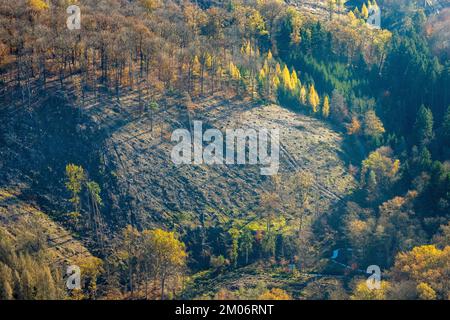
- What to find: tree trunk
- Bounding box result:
[160,276,165,300]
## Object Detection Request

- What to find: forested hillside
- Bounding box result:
[0,0,449,300]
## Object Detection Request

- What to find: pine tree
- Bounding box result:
[65,164,86,214]
[418,146,432,169]
[239,228,254,265]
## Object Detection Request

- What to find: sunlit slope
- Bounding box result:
[0,188,93,265]
[96,94,356,228]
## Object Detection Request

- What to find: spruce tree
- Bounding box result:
[414,105,434,146]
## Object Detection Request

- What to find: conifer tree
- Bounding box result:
[414,105,434,146]
[282,66,292,90]
[443,106,450,140]
[291,69,299,90]
[192,55,201,76]
[65,164,86,215]
[348,11,356,21]
[239,228,254,265]
[361,3,369,20]
[299,86,307,105]
[275,63,282,76]
[308,85,320,113]
[272,75,280,90]
[322,95,330,118]
[228,228,240,268]
[229,62,242,94]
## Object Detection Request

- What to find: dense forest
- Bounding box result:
[0,0,449,300]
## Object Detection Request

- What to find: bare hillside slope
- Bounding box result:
[95,94,356,229]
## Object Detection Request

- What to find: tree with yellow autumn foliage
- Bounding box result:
[308,84,320,113]
[146,229,187,300]
[361,147,400,202]
[229,61,242,94]
[299,86,307,105]
[141,0,161,12]
[351,280,391,300]
[114,226,186,300]
[361,3,369,20]
[258,288,292,300]
[28,0,49,12]
[322,95,330,118]
[346,117,361,135]
[391,245,450,300]
[363,110,385,144]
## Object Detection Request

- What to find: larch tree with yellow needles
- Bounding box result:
[308,84,320,113]
[322,95,330,118]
